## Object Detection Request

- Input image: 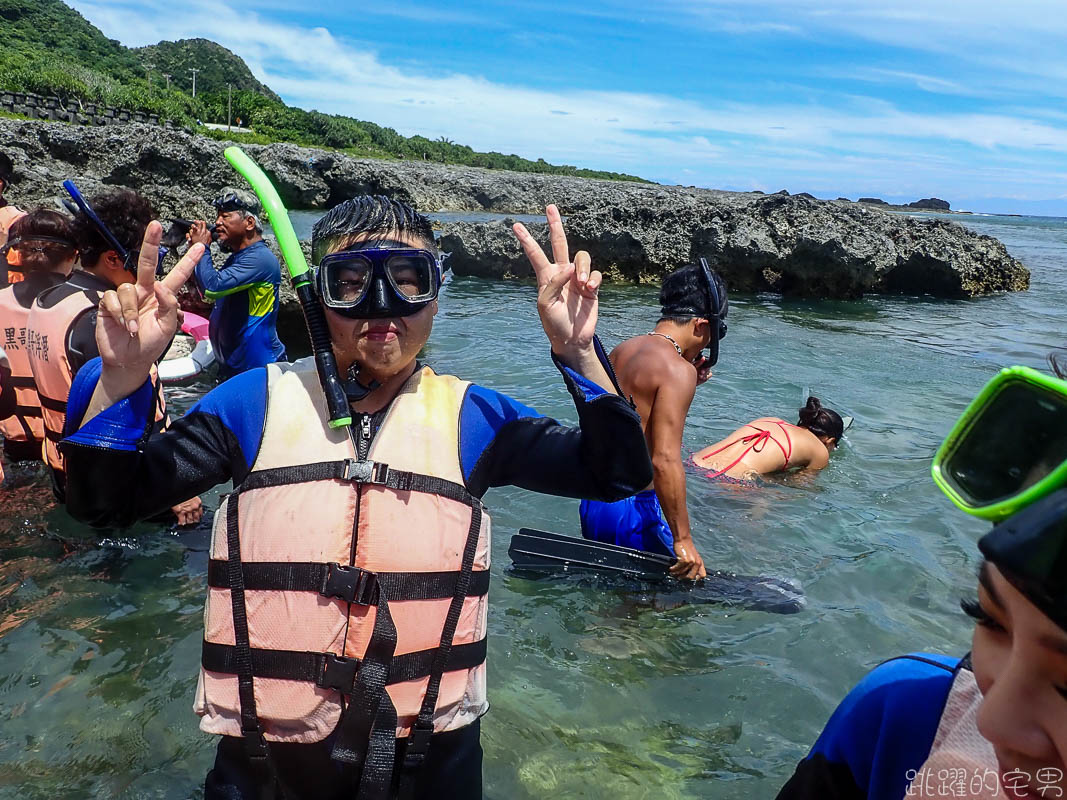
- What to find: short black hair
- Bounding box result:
[73,189,154,268]
[658,263,727,323]
[311,195,435,264]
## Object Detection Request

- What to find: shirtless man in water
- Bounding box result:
[579,260,728,580]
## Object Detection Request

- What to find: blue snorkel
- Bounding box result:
[62,180,168,276]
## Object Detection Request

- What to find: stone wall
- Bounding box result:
[0,91,177,129]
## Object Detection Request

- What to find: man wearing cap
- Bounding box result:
[188,188,286,379]
[578,261,728,580]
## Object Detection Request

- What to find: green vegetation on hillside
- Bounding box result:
[135,39,282,102]
[0,0,649,183]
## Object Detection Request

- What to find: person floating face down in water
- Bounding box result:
[692,397,844,483]
[777,355,1067,800]
[58,198,652,799]
[580,260,729,580]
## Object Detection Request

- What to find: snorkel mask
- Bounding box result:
[314,243,442,320]
[934,365,1067,632]
[62,180,167,276]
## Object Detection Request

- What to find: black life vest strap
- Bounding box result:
[236,458,478,508]
[399,495,484,799]
[225,491,283,799]
[43,427,63,443]
[200,638,488,692]
[38,393,67,414]
[205,560,490,603]
[8,375,36,389]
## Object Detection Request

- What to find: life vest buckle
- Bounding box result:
[316,653,361,693]
[321,562,379,606]
[402,719,435,771]
[342,458,390,485]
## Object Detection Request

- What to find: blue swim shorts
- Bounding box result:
[579,489,675,557]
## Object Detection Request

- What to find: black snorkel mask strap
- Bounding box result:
[979,488,1067,633]
[699,258,727,367]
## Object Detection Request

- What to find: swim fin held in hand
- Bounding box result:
[508,529,805,614]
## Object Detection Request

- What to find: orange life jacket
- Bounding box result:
[196,359,490,787]
[0,283,45,449]
[27,278,167,475]
[0,205,26,277]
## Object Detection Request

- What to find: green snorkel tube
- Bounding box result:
[223,146,352,428]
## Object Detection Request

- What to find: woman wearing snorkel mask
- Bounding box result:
[693,396,844,483]
[777,357,1067,799]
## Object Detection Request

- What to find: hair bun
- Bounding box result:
[798,396,822,425]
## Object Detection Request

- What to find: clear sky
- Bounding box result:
[72,0,1067,215]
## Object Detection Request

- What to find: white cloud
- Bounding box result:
[69,0,1067,208]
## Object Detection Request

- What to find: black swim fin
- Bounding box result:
[508,529,805,614]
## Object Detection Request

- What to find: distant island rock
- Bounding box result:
[907,198,951,211]
[858,197,889,205]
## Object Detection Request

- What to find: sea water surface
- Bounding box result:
[1,213,1064,798]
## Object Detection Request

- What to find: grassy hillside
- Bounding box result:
[135,39,282,102]
[0,0,649,183]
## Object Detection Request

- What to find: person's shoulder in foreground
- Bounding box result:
[776,653,960,800]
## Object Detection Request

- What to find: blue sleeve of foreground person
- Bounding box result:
[775,653,960,800]
[60,337,651,529]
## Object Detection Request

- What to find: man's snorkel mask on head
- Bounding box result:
[62,180,166,276]
[660,259,728,366]
[933,365,1067,631]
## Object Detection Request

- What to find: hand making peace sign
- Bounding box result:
[513,206,615,392]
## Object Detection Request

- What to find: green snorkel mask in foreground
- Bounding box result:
[933,364,1067,632]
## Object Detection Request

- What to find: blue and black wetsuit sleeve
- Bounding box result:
[460,337,652,499]
[60,359,267,528]
[775,653,960,800]
[195,243,278,299]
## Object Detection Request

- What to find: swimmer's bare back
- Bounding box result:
[693,417,829,479]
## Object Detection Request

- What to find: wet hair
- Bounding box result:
[311,195,435,264]
[73,189,154,269]
[8,209,77,273]
[658,263,728,324]
[797,396,844,442]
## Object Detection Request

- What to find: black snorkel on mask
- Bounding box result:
[698,258,728,367]
[979,488,1067,633]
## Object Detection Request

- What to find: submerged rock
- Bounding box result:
[0,116,1028,299]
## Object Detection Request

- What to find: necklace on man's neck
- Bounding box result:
[647,331,683,357]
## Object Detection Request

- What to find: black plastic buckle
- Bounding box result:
[317,653,360,693]
[402,720,435,771]
[342,459,390,485]
[242,729,270,761]
[321,563,378,605]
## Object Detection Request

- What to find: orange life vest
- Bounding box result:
[0,283,45,449]
[27,278,167,475]
[196,359,490,788]
[0,205,26,277]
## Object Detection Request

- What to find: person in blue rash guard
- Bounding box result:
[187,188,286,378]
[777,357,1067,800]
[60,197,652,800]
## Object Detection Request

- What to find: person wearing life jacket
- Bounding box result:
[27,188,202,525]
[0,210,77,467]
[0,152,27,286]
[186,188,286,379]
[777,357,1067,800]
[692,397,844,483]
[59,196,651,799]
[578,261,728,579]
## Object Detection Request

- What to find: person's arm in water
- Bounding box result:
[646,358,706,579]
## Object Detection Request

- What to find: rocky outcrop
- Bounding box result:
[908,197,951,211]
[441,193,1029,298]
[0,117,1029,300]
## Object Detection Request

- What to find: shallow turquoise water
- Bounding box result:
[1,213,1064,798]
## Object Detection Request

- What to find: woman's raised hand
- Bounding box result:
[96,222,203,384]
